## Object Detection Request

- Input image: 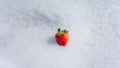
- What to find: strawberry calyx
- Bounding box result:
[57,28,68,34]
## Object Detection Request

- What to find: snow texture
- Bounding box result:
[0,0,120,68]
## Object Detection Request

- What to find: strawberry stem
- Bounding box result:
[57,28,68,34]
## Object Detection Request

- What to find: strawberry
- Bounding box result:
[55,28,69,46]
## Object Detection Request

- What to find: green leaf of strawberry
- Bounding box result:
[57,28,68,34]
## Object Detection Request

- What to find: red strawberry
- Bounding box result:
[55,28,69,46]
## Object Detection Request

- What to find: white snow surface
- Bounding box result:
[0,0,120,68]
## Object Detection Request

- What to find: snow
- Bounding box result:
[0,0,120,68]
